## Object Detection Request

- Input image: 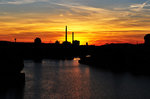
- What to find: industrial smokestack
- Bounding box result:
[72,32,74,43]
[65,26,67,42]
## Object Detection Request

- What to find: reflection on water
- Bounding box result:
[0,81,24,99]
[0,86,24,99]
[23,59,90,99]
[22,59,150,99]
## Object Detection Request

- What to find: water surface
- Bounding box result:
[1,59,150,99]
[22,59,150,99]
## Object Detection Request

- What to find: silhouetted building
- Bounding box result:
[72,32,74,43]
[34,37,42,44]
[14,38,16,43]
[65,26,68,42]
[144,34,150,45]
[55,40,60,45]
[62,26,71,46]
[86,42,88,46]
[71,32,80,46]
[62,41,71,45]
[73,40,80,46]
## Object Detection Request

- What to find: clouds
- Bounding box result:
[129,0,150,11]
[0,0,48,5]
[0,0,150,45]
[54,2,150,31]
[55,3,110,13]
[54,1,150,44]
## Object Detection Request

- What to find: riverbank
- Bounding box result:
[79,43,150,75]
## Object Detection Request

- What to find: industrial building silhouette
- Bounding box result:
[1,27,150,75]
[62,26,80,46]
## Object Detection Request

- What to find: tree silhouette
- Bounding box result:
[34,37,42,44]
[144,34,150,45]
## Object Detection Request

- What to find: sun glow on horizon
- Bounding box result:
[0,0,150,45]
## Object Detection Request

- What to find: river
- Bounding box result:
[1,58,150,99]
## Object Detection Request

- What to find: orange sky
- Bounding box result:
[0,0,150,45]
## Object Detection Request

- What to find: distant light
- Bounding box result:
[86,55,91,58]
[73,58,80,61]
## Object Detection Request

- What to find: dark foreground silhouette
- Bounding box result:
[79,34,150,74]
[0,41,89,60]
[0,42,25,86]
[79,43,150,74]
[1,34,150,75]
[0,80,24,99]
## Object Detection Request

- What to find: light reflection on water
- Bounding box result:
[23,59,90,99]
[22,59,150,99]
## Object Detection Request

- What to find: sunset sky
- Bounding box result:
[0,0,150,45]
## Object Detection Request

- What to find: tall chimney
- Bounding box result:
[65,26,67,42]
[72,32,74,43]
